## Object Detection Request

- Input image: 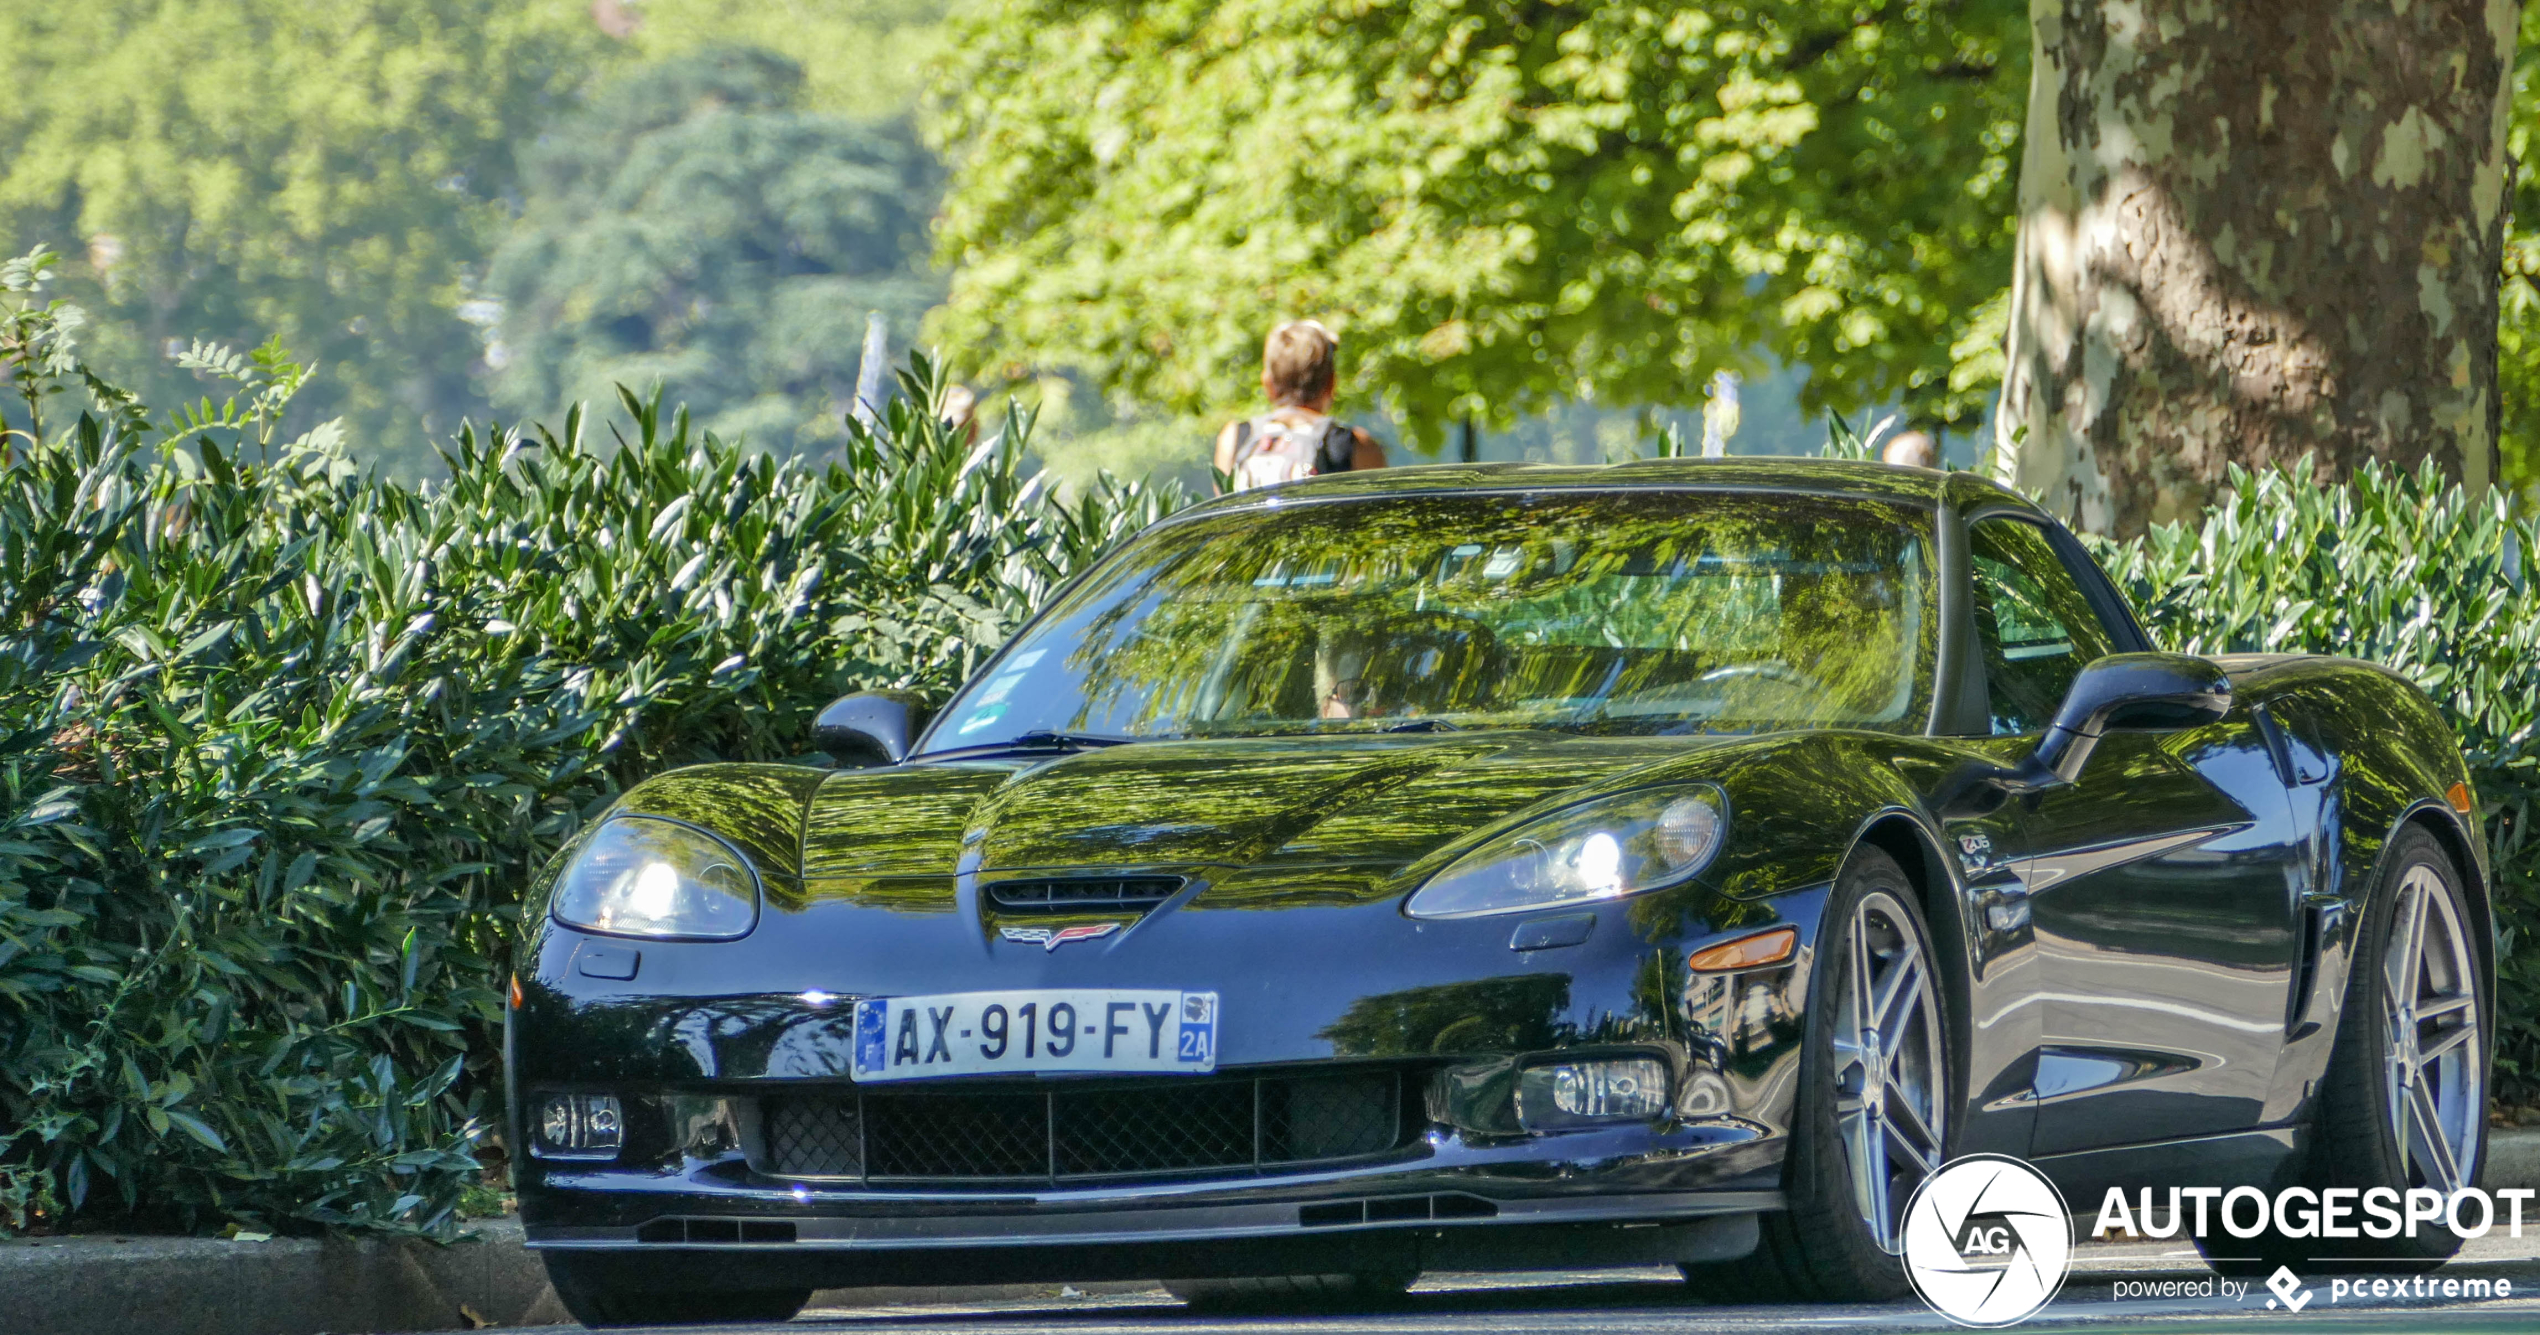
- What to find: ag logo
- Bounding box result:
[1901,1154,2073,1327]
[1956,1213,2024,1255]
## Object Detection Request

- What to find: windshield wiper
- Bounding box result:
[1382,718,1459,733]
[911,730,1136,762]
[1007,730,1131,751]
[904,730,1122,766]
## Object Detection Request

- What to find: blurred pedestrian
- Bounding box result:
[941,384,981,447]
[1882,430,1937,469]
[1215,320,1387,492]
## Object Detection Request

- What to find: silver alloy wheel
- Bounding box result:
[1829,888,1947,1254]
[2384,864,2482,1192]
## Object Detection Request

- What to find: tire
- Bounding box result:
[542,1253,812,1328]
[1163,1270,1417,1310]
[2196,824,2487,1277]
[1682,846,1950,1303]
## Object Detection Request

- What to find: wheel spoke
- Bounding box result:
[2418,993,2475,1023]
[2419,1022,2477,1064]
[2389,881,2429,1011]
[1885,1090,1941,1168]
[1862,1118,1895,1251]
[1874,952,1925,1054]
[1840,1104,1880,1241]
[2406,1079,2462,1192]
[1850,911,1878,1041]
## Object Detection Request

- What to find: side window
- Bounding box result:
[1968,518,2117,735]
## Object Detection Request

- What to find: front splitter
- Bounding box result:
[528,1187,1779,1250]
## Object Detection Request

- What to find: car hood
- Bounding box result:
[799,731,1727,883]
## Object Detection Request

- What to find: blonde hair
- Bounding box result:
[1262,319,1339,406]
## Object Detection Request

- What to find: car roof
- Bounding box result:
[1178,457,2050,523]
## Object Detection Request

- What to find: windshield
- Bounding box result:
[919,490,1934,752]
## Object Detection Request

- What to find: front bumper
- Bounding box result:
[522,1110,1781,1283]
[509,866,1826,1285]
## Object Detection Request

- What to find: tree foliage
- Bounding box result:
[2498,2,2540,503]
[624,0,950,122]
[0,1,960,478]
[929,0,2028,445]
[486,47,943,457]
[0,0,605,475]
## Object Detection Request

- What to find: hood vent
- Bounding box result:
[985,876,1183,913]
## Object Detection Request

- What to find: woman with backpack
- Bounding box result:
[1213,320,1389,492]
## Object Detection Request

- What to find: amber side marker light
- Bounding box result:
[1688,927,1797,972]
[2448,782,2474,814]
[510,973,525,1009]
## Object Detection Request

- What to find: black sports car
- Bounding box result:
[508,460,2491,1325]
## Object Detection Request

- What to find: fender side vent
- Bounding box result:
[2287,898,2344,1036]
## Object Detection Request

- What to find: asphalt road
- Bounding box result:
[635,1233,2540,1335]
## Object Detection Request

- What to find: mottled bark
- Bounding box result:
[1996,0,2517,535]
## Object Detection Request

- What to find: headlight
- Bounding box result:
[1405,784,1726,920]
[551,816,761,940]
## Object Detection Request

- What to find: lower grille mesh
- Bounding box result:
[868,1091,1045,1178]
[762,1069,1412,1183]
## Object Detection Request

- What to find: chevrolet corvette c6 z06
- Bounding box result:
[507,460,2489,1325]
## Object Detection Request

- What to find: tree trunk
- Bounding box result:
[1995,0,2517,536]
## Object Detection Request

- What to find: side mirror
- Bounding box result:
[2028,652,2232,785]
[1936,653,2231,817]
[811,691,933,767]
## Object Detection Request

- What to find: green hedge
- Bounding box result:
[2093,459,2540,1095]
[0,251,1177,1235]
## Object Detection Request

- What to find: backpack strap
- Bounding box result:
[1317,420,1357,473]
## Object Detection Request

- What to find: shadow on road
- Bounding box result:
[778,1248,2540,1335]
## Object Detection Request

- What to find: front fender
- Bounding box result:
[2234,656,2491,1122]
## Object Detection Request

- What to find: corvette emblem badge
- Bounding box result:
[1000,922,1121,951]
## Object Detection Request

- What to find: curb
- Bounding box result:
[7,1130,2538,1335]
[0,1219,564,1335]
[0,1217,1152,1335]
[2490,1125,2540,1194]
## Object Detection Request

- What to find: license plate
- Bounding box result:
[852,989,1219,1081]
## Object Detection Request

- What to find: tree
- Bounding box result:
[1993,0,2518,536]
[484,47,942,457]
[622,0,950,123]
[2496,3,2540,504]
[929,0,2029,447]
[0,0,604,475]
